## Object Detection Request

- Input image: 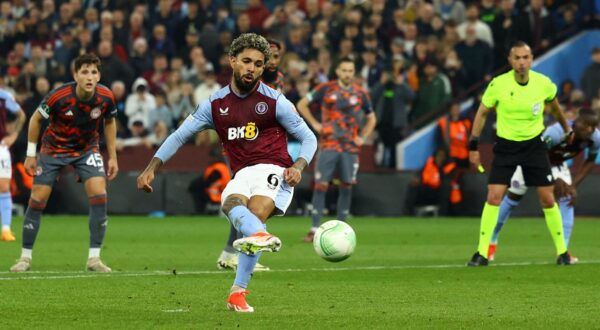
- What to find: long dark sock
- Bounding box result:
[224,223,239,253]
[337,186,352,221]
[89,195,108,248]
[22,199,46,250]
[311,188,327,228]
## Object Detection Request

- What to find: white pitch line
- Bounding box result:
[0,260,598,281]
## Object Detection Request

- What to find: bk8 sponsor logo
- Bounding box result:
[227,122,259,141]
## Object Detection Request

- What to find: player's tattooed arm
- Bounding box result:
[284,157,309,187]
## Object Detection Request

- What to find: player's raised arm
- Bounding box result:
[137,100,214,193]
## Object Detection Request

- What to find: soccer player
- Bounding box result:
[10,54,119,272]
[136,33,317,312]
[0,89,26,241]
[216,38,285,272]
[297,57,377,242]
[488,108,600,263]
[467,41,574,266]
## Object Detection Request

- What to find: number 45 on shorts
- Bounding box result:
[86,153,105,172]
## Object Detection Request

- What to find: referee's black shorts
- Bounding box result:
[488,134,553,187]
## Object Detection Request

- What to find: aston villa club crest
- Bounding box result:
[90,107,102,119]
[255,102,268,115]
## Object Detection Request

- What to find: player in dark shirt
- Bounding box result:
[10,54,119,273]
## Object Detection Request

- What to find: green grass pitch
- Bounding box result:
[1,215,599,329]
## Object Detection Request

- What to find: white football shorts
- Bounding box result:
[221,163,294,216]
[0,144,12,179]
[508,163,572,195]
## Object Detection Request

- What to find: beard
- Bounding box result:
[233,71,259,94]
[262,68,278,84]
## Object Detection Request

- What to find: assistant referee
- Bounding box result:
[467,41,574,266]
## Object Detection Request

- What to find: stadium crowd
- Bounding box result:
[1,0,599,169]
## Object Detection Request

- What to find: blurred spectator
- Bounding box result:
[492,0,522,68]
[454,25,493,90]
[215,6,236,33]
[125,78,156,130]
[130,37,153,78]
[128,11,149,50]
[457,4,494,47]
[149,0,177,37]
[98,25,128,61]
[149,90,174,131]
[244,0,270,33]
[172,82,196,124]
[149,23,175,59]
[442,49,468,98]
[581,47,600,102]
[177,26,201,63]
[75,28,95,56]
[110,80,128,135]
[53,30,77,70]
[116,120,150,151]
[143,52,170,94]
[433,0,466,24]
[235,12,258,36]
[416,3,436,36]
[97,40,135,89]
[174,1,201,46]
[29,46,52,78]
[194,70,222,105]
[480,0,499,25]
[371,69,414,168]
[184,46,213,86]
[558,79,575,104]
[14,61,36,97]
[405,148,455,216]
[410,61,451,128]
[84,7,100,34]
[437,102,471,204]
[517,0,555,51]
[358,48,383,91]
[554,4,581,42]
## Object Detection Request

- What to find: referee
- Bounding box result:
[467,41,574,266]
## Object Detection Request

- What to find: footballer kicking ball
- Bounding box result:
[313,220,356,262]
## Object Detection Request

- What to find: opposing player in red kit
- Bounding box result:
[10,54,118,273]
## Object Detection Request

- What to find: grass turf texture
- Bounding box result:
[1,216,599,329]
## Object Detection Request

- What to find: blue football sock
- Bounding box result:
[559,197,574,247]
[227,206,264,237]
[491,195,520,243]
[233,224,267,289]
[234,252,262,288]
[0,192,12,228]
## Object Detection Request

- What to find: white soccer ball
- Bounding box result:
[313,220,356,262]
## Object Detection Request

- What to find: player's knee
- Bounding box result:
[221,196,245,215]
[0,179,10,192]
[486,192,503,206]
[28,198,47,211]
[539,194,555,208]
[314,183,328,191]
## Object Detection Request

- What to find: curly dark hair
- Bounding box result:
[228,33,272,63]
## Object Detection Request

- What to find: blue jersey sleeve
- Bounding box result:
[154,100,214,163]
[542,122,565,148]
[588,129,600,159]
[0,90,20,114]
[275,96,317,164]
